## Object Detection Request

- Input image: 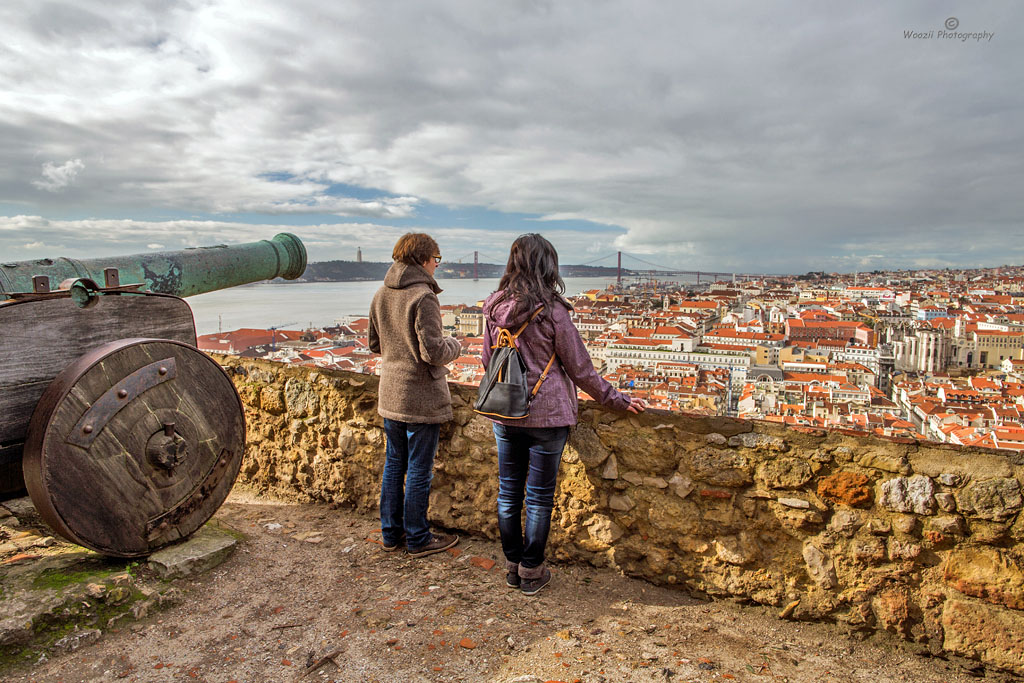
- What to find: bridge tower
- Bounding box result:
[617,251,622,288]
[473,251,478,281]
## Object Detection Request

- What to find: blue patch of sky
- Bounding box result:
[3,180,623,235]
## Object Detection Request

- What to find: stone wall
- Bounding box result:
[218,357,1024,675]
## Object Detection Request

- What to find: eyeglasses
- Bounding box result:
[433,255,442,263]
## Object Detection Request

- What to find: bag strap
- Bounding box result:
[511,306,546,342]
[493,328,516,349]
[531,352,558,397]
[490,306,546,350]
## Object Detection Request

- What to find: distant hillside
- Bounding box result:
[295,260,626,282]
[299,260,391,281]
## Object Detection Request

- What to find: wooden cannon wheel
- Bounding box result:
[22,338,245,557]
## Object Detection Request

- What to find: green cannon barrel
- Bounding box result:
[0,232,306,298]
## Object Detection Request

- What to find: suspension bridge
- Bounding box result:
[446,250,758,285]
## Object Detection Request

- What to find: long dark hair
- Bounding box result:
[493,234,565,318]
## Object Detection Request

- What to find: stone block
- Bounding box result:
[608,494,635,512]
[893,515,917,535]
[667,472,694,499]
[461,416,496,442]
[910,449,1012,479]
[926,515,965,536]
[872,587,913,636]
[850,537,886,564]
[969,520,1011,544]
[757,458,812,489]
[259,387,285,415]
[817,470,872,507]
[943,548,1024,609]
[644,546,671,574]
[284,378,319,417]
[832,446,855,463]
[887,539,921,562]
[728,432,787,452]
[580,515,623,551]
[828,508,863,537]
[935,492,956,512]
[600,453,619,480]
[621,471,644,486]
[565,425,610,468]
[802,542,837,588]
[955,478,1022,522]
[642,476,668,489]
[867,518,891,535]
[880,475,935,515]
[774,506,823,531]
[857,449,910,474]
[148,525,238,579]
[942,598,1024,672]
[938,473,961,487]
[648,496,700,535]
[714,533,757,566]
[689,447,752,488]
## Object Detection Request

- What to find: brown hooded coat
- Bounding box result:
[368,262,462,423]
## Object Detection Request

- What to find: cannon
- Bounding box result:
[0,233,307,557]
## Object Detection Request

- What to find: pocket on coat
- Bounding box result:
[427,364,450,379]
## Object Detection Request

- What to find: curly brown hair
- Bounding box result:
[391,233,439,266]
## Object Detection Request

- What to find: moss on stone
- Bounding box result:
[31,564,119,591]
[0,586,147,675]
[206,519,248,542]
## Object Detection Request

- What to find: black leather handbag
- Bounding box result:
[474,307,556,419]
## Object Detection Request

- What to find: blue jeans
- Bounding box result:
[380,419,441,550]
[494,423,570,569]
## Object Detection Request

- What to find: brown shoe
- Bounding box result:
[382,533,406,552]
[407,532,459,558]
[519,564,551,596]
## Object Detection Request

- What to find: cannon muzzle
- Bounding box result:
[0,232,306,298]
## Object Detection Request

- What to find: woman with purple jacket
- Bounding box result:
[482,234,646,595]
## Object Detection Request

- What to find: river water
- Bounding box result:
[187,277,633,335]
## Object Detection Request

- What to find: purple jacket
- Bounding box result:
[481,291,631,428]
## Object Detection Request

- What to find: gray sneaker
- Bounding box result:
[407,532,459,558]
[505,561,521,588]
[519,565,551,596]
[381,533,406,552]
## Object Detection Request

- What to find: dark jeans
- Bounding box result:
[380,418,441,550]
[493,423,571,569]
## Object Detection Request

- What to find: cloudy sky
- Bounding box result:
[1,1,1020,274]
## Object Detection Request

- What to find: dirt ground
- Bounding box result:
[4,488,1016,683]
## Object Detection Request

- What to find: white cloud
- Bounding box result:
[0,215,625,267]
[0,2,1021,271]
[32,158,84,192]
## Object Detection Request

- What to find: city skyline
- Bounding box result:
[1,2,1021,273]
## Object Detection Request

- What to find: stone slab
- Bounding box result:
[0,552,131,652]
[147,524,238,579]
[1,496,40,521]
[942,598,1024,672]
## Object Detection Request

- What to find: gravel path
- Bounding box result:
[6,489,1012,683]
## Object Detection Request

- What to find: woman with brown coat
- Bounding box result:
[368,233,461,557]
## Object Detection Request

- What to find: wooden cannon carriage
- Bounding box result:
[0,233,306,557]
